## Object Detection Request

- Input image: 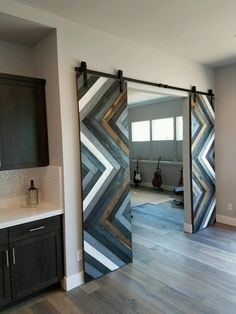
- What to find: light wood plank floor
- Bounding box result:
[4,200,236,314]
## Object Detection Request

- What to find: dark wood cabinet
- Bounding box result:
[10,230,62,301]
[0,245,11,308]
[0,215,63,309]
[0,73,49,170]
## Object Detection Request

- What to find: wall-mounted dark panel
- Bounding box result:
[0,73,49,170]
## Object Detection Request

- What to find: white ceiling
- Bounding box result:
[12,0,236,67]
[128,88,171,106]
[0,12,53,46]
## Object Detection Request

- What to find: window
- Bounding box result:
[176,116,183,141]
[152,118,174,141]
[131,120,150,142]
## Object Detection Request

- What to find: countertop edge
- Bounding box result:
[0,208,64,229]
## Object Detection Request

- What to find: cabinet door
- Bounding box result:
[0,245,11,307]
[0,79,49,170]
[10,231,62,301]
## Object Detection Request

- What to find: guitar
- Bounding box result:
[152,157,163,191]
[133,160,142,185]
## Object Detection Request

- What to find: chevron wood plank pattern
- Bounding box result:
[190,94,215,232]
[77,73,132,282]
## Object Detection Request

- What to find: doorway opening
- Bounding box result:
[127,83,189,235]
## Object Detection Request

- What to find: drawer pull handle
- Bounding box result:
[12,248,16,265]
[29,226,46,232]
[5,250,9,268]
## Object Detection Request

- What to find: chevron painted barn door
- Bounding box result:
[190,94,216,232]
[77,72,132,282]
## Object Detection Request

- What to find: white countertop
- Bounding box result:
[0,203,64,229]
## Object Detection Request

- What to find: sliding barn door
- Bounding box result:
[77,73,132,282]
[190,94,215,232]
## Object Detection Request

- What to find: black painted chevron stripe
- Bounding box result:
[191,94,216,232]
[77,73,132,282]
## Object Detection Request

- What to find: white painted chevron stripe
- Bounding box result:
[199,131,215,180]
[84,241,119,271]
[79,77,108,112]
[81,132,113,211]
[202,95,215,121]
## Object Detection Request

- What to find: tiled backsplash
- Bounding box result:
[0,166,63,209]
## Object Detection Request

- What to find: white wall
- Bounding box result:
[128,98,184,188]
[128,98,184,162]
[0,39,35,76]
[130,161,183,189]
[33,31,63,167]
[56,21,215,280]
[0,0,215,286]
[215,64,236,219]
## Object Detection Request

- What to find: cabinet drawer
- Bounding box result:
[0,229,8,245]
[9,216,61,242]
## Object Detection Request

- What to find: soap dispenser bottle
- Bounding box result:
[27,180,39,207]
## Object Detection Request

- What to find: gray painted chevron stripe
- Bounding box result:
[82,154,102,189]
[115,193,131,232]
[80,121,121,169]
[79,77,109,113]
[116,107,129,138]
[198,130,215,182]
[81,132,114,212]
[84,231,124,267]
[85,262,103,278]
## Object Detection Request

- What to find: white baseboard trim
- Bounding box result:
[216,215,236,227]
[184,223,193,233]
[61,271,84,291]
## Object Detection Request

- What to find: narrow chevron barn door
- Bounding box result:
[190,94,216,232]
[77,72,132,282]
